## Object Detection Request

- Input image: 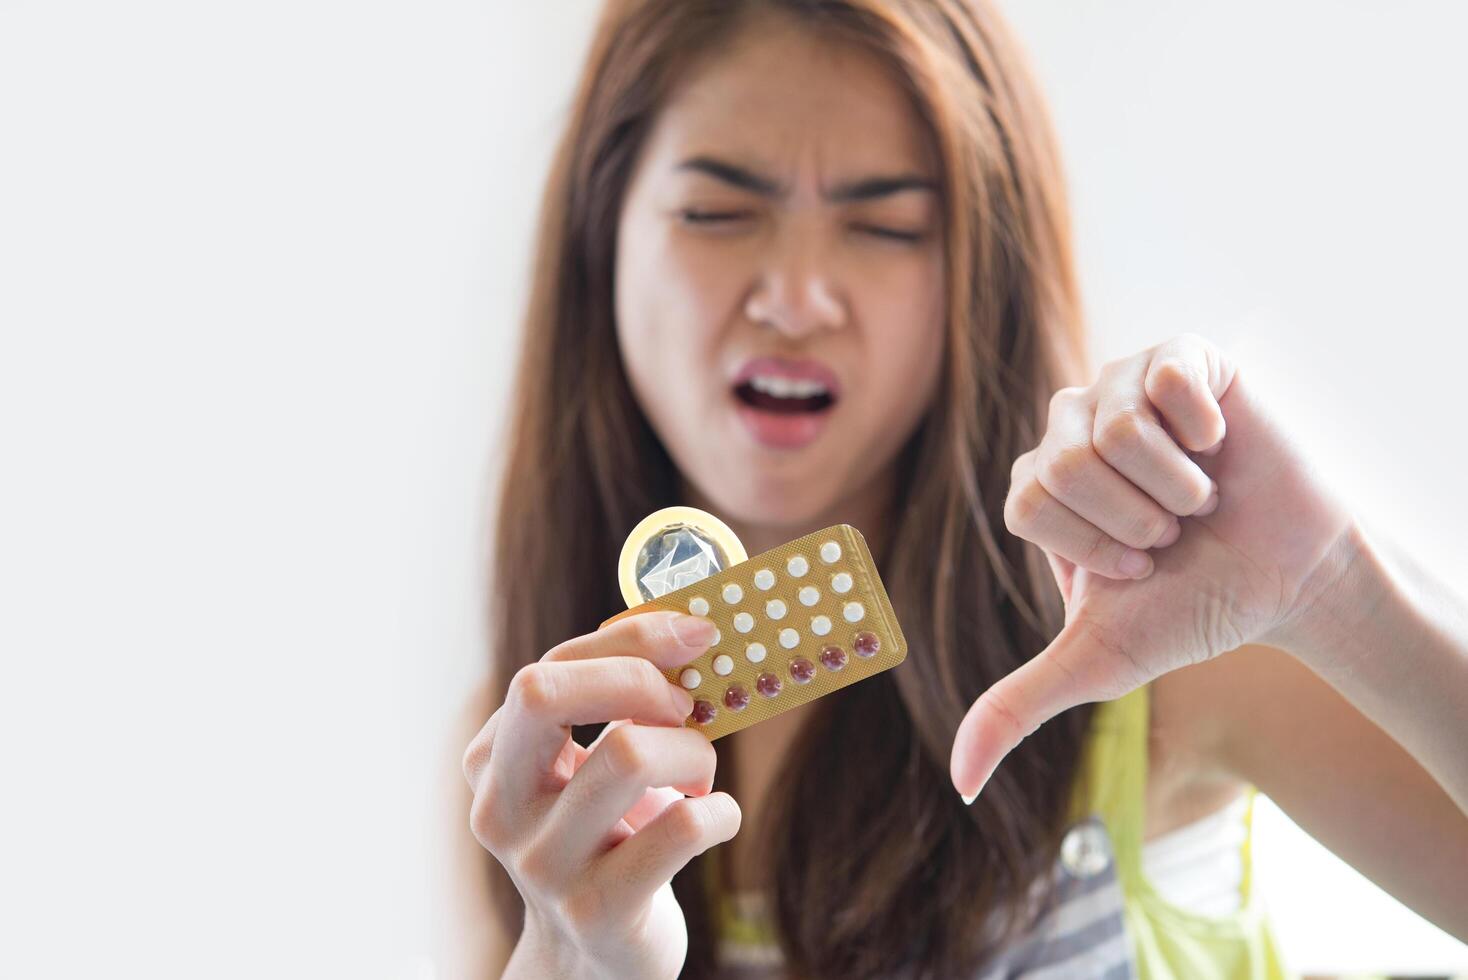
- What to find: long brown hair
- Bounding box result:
[486,1,1092,975]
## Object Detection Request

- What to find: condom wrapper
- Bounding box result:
[617,506,749,609]
[605,509,907,740]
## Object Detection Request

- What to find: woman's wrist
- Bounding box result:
[1264,516,1387,677]
[503,916,596,980]
[1264,515,1468,811]
[1268,515,1460,680]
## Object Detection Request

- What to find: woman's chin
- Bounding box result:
[689,474,843,538]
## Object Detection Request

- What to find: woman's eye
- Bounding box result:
[852,223,925,243]
[676,211,924,243]
[679,209,752,225]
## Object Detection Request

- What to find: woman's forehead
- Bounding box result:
[647,22,936,186]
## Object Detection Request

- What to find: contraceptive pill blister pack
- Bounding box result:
[602,510,907,740]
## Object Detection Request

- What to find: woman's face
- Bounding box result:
[615,17,946,533]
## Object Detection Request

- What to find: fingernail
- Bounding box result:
[671,614,717,647]
[1195,487,1219,516]
[961,776,988,806]
[1119,549,1152,579]
[669,684,695,716]
[1155,520,1181,548]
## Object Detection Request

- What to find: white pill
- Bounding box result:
[786,555,809,577]
[765,599,787,620]
[712,654,734,676]
[811,615,832,636]
[733,612,755,633]
[745,642,767,663]
[688,597,709,616]
[722,583,743,604]
[679,668,702,689]
[843,601,865,623]
[831,572,853,594]
[820,541,842,563]
[798,586,820,607]
[778,628,799,649]
[711,627,722,646]
[754,569,776,590]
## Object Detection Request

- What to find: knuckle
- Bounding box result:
[1093,409,1148,461]
[1009,449,1033,483]
[1146,358,1198,401]
[1004,479,1047,533]
[625,613,668,652]
[508,662,557,714]
[461,739,483,785]
[978,687,1032,745]
[1047,385,1083,416]
[1130,511,1174,547]
[460,710,502,784]
[468,785,508,853]
[1036,444,1091,495]
[599,724,652,782]
[616,656,668,703]
[661,798,710,850]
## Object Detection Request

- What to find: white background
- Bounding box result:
[1,1,1464,977]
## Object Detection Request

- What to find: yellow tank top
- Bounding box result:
[713,685,1295,977]
[1073,685,1293,979]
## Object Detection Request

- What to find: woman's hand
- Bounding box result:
[462,612,741,980]
[951,334,1355,800]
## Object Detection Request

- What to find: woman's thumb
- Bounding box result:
[950,619,1122,802]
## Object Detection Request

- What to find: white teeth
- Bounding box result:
[748,374,830,399]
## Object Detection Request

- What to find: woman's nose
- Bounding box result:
[743,234,848,340]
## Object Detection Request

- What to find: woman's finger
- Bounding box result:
[1093,357,1216,516]
[490,656,697,802]
[538,723,718,875]
[471,616,711,788]
[590,792,742,913]
[951,615,1142,801]
[544,610,717,666]
[584,720,682,832]
[1032,403,1181,552]
[1143,334,1236,453]
[1006,452,1156,580]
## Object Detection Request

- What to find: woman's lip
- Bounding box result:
[731,356,843,399]
[734,400,832,450]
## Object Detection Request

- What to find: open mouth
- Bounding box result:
[733,374,837,415]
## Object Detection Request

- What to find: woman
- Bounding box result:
[454,0,1468,976]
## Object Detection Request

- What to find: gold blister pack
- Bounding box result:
[604,522,907,740]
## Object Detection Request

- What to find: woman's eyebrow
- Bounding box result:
[674,155,937,202]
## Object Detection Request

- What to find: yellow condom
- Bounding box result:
[617,506,749,610]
